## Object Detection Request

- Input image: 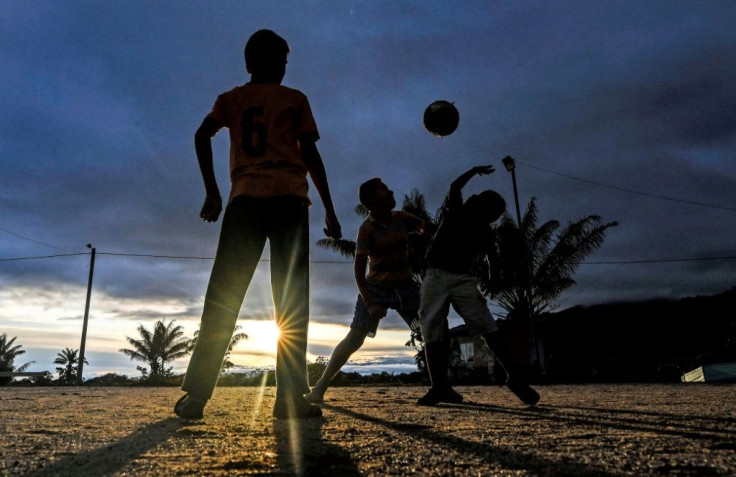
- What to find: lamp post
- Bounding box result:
[502,156,522,227]
[77,244,95,385]
[500,156,544,377]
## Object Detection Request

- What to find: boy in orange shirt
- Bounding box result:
[176,30,341,419]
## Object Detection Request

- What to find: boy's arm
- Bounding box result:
[354,254,387,320]
[300,139,342,238]
[195,116,225,222]
[450,165,496,196]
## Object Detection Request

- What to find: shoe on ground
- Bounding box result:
[273,395,323,419]
[507,381,540,406]
[174,393,206,419]
[304,388,325,404]
[417,387,464,406]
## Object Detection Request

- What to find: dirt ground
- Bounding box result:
[1,384,735,476]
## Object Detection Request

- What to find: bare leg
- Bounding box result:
[306,328,367,402]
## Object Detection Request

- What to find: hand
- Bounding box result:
[474,165,495,176]
[323,212,342,239]
[199,196,222,223]
[367,303,387,320]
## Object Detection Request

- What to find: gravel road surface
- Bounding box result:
[1,384,734,476]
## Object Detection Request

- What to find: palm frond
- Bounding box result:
[354,204,369,218]
[316,237,356,258]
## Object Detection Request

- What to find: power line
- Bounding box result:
[98,252,214,260]
[3,250,735,265]
[0,226,77,252]
[517,161,736,212]
[0,252,87,262]
[583,255,736,265]
[96,251,351,263]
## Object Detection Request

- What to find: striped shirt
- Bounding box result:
[355,211,424,287]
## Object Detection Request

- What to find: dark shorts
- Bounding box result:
[351,281,421,338]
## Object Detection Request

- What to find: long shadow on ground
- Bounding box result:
[31,418,182,476]
[324,403,617,476]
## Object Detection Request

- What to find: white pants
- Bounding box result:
[419,268,498,344]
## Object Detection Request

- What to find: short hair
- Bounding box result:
[477,190,506,221]
[244,30,289,74]
[359,178,383,208]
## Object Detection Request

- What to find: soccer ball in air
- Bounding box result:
[423,100,459,137]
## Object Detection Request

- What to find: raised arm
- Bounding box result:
[194,116,224,222]
[301,139,342,239]
[450,165,496,195]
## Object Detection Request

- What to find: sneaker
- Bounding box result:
[507,381,540,406]
[304,388,325,404]
[174,393,206,419]
[273,395,323,419]
[417,387,464,406]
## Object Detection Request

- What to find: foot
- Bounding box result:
[417,387,464,406]
[507,380,540,406]
[273,395,323,419]
[174,393,206,419]
[304,388,325,404]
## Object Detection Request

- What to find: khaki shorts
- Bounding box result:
[419,268,498,344]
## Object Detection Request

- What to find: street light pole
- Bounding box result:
[501,156,522,227]
[500,156,544,377]
[77,244,95,385]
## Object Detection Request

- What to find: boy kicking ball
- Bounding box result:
[418,165,539,406]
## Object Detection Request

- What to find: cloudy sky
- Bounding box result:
[2,1,734,379]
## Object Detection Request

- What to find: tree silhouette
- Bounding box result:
[119,318,191,378]
[482,197,617,323]
[0,333,34,386]
[54,347,87,385]
[189,325,248,375]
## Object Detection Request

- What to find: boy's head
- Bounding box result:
[359,178,396,211]
[464,190,506,224]
[244,30,289,81]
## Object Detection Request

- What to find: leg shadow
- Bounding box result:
[324,403,617,476]
[32,417,183,476]
[272,417,360,476]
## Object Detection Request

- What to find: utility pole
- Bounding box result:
[500,156,545,377]
[77,244,95,385]
[501,156,522,227]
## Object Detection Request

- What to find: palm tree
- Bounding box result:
[54,347,87,385]
[0,333,34,386]
[483,197,618,323]
[119,318,191,378]
[189,325,248,375]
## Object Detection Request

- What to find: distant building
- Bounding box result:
[448,325,497,383]
[449,322,546,383]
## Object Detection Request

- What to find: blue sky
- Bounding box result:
[1,1,735,378]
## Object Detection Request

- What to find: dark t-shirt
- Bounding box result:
[426,189,493,273]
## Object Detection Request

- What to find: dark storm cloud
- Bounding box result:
[2,0,735,317]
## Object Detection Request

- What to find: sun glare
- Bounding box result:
[233,319,281,361]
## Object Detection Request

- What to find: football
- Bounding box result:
[423,100,459,137]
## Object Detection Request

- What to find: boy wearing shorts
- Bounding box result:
[418,165,539,406]
[306,178,424,403]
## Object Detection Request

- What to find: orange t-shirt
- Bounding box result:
[207,83,319,202]
[355,211,425,287]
